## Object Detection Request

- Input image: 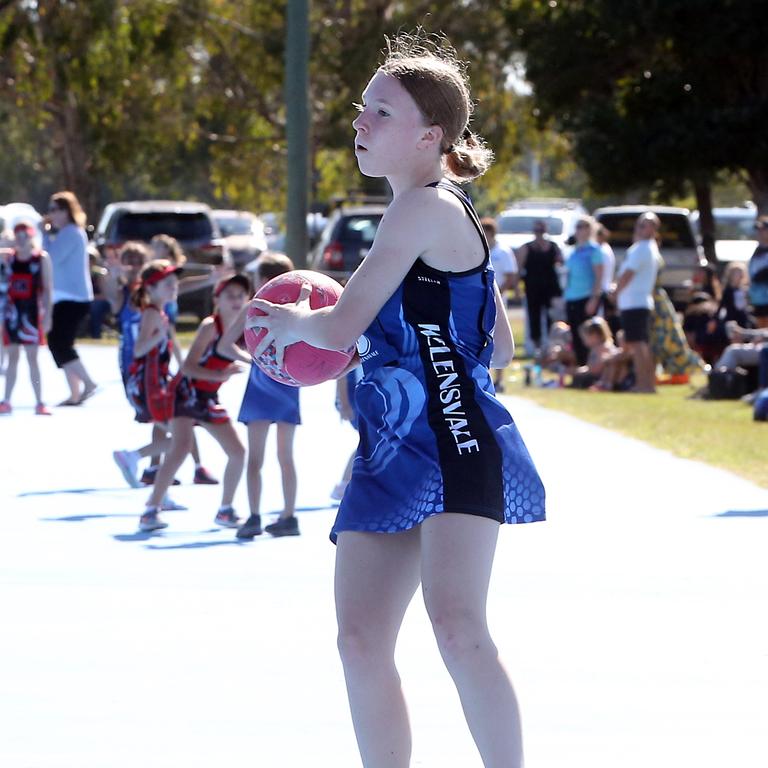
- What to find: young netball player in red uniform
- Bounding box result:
[139,274,250,532]
[0,222,53,415]
[246,36,545,768]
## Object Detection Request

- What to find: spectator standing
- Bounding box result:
[616,212,660,392]
[564,216,604,365]
[719,263,751,328]
[516,219,562,352]
[43,191,97,405]
[481,217,518,392]
[595,224,615,293]
[748,216,768,328]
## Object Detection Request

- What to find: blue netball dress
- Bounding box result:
[117,286,141,384]
[238,364,301,425]
[331,180,545,543]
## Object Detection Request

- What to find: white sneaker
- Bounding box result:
[161,494,188,511]
[330,481,348,501]
[113,450,140,488]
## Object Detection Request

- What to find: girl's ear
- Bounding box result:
[417,124,444,152]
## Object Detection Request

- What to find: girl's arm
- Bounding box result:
[181,318,242,382]
[133,309,166,358]
[490,281,514,369]
[177,264,231,297]
[246,188,447,365]
[101,252,124,314]
[216,306,253,364]
[40,252,54,334]
[169,325,184,367]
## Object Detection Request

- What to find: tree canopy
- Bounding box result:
[0,0,576,220]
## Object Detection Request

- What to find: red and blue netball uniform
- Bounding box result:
[331,180,545,543]
[3,251,44,345]
[173,314,232,424]
[125,307,173,423]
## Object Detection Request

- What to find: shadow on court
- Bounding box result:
[715,509,768,518]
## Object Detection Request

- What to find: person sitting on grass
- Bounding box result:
[570,316,617,389]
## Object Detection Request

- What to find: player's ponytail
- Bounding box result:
[131,280,148,309]
[443,127,494,182]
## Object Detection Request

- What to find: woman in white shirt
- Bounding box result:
[44,191,98,405]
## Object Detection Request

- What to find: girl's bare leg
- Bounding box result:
[201,421,245,507]
[245,421,270,517]
[335,529,421,768]
[421,514,523,768]
[146,419,194,508]
[275,423,297,518]
[24,345,43,404]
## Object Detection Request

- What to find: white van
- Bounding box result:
[495,198,587,255]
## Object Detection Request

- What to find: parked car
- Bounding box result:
[690,204,757,268]
[94,201,231,318]
[495,198,587,256]
[0,202,43,248]
[593,205,706,308]
[212,209,268,270]
[308,204,386,281]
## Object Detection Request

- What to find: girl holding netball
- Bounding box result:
[247,35,545,768]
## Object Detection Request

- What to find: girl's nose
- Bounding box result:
[352,112,366,132]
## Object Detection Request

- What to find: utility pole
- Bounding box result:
[284,0,310,268]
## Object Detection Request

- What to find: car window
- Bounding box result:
[496,215,564,236]
[215,216,253,237]
[714,215,756,240]
[338,215,381,245]
[114,212,213,241]
[597,213,695,249]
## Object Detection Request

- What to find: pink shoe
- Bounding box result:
[0,401,11,414]
[35,403,52,416]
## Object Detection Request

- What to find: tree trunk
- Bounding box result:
[692,177,716,264]
[746,167,768,216]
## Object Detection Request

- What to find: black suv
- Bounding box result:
[93,201,231,318]
[308,204,386,281]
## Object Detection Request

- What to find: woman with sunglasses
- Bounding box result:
[43,191,98,405]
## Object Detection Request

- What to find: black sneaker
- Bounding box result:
[215,507,241,528]
[265,515,300,537]
[140,466,180,486]
[236,514,263,539]
[139,508,167,532]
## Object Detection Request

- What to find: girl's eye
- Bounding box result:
[377,109,389,117]
[352,102,364,113]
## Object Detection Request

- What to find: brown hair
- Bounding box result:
[257,252,294,282]
[579,316,613,345]
[131,259,177,308]
[150,234,186,266]
[118,241,151,286]
[380,33,493,183]
[50,191,87,228]
[480,217,497,235]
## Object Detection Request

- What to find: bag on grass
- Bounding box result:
[707,367,750,400]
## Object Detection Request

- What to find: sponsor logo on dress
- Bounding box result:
[417,324,479,455]
[417,275,441,285]
[356,334,378,361]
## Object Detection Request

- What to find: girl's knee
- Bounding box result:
[428,607,491,664]
[337,624,391,668]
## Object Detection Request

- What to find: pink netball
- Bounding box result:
[244,270,354,387]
